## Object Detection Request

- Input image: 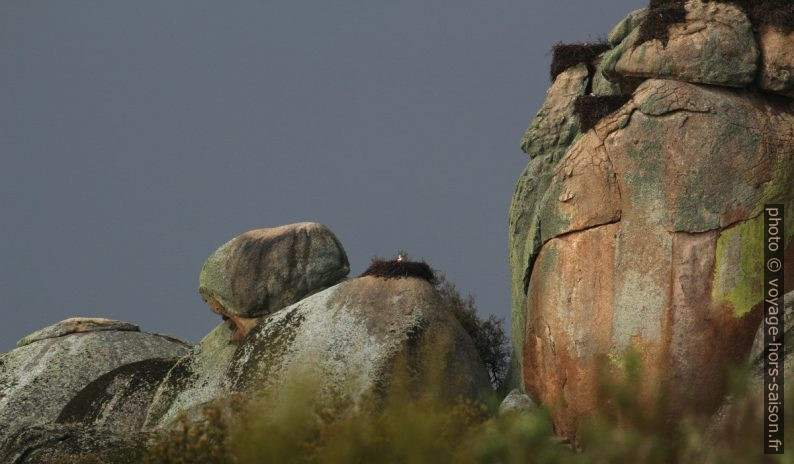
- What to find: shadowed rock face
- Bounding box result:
[198,222,350,339]
[0,319,191,442]
[705,291,794,444]
[57,357,182,433]
[758,26,794,97]
[145,276,492,429]
[0,423,148,464]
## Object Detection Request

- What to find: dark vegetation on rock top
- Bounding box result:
[639,0,794,46]
[549,42,610,81]
[359,258,437,284]
[574,95,633,132]
[638,1,686,45]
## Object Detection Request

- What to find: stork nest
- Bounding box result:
[574,95,633,132]
[638,0,794,46]
[360,259,437,283]
[549,42,611,81]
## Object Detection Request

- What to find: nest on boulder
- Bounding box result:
[638,1,687,45]
[639,0,794,46]
[360,259,437,284]
[732,0,794,32]
[549,42,611,81]
[574,95,633,132]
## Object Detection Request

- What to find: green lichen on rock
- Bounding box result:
[608,8,649,46]
[712,216,765,317]
[508,65,587,391]
[143,322,238,429]
[600,0,758,88]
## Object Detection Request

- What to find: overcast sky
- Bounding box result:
[0,0,644,350]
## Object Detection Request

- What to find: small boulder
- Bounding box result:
[199,222,350,339]
[601,0,758,88]
[498,389,537,416]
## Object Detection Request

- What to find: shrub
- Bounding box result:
[434,273,510,391]
[136,349,794,464]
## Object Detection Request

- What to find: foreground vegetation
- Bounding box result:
[52,351,794,464]
[51,277,792,463]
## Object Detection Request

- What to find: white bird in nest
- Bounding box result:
[397,253,406,262]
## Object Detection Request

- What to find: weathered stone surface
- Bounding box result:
[758,26,794,97]
[0,423,147,464]
[147,276,491,429]
[591,54,622,97]
[607,8,648,47]
[601,0,758,87]
[57,357,182,433]
[0,321,190,439]
[498,389,537,416]
[144,322,238,428]
[16,317,139,347]
[508,64,588,391]
[518,64,587,160]
[199,222,350,321]
[515,79,794,438]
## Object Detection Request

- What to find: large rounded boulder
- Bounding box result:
[145,275,492,429]
[199,222,350,321]
[0,318,190,441]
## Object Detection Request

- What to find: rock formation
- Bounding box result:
[0,223,491,461]
[509,0,793,440]
[199,222,350,341]
[0,318,190,444]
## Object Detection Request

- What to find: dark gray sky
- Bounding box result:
[0,1,644,350]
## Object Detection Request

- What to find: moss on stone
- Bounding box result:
[713,216,765,317]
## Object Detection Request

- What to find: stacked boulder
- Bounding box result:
[0,222,491,461]
[509,0,794,440]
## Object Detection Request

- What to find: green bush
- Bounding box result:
[434,273,510,390]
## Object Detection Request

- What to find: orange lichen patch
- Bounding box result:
[523,222,619,438]
[204,294,259,343]
[522,221,767,440]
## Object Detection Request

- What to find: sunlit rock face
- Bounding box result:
[509,1,794,440]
